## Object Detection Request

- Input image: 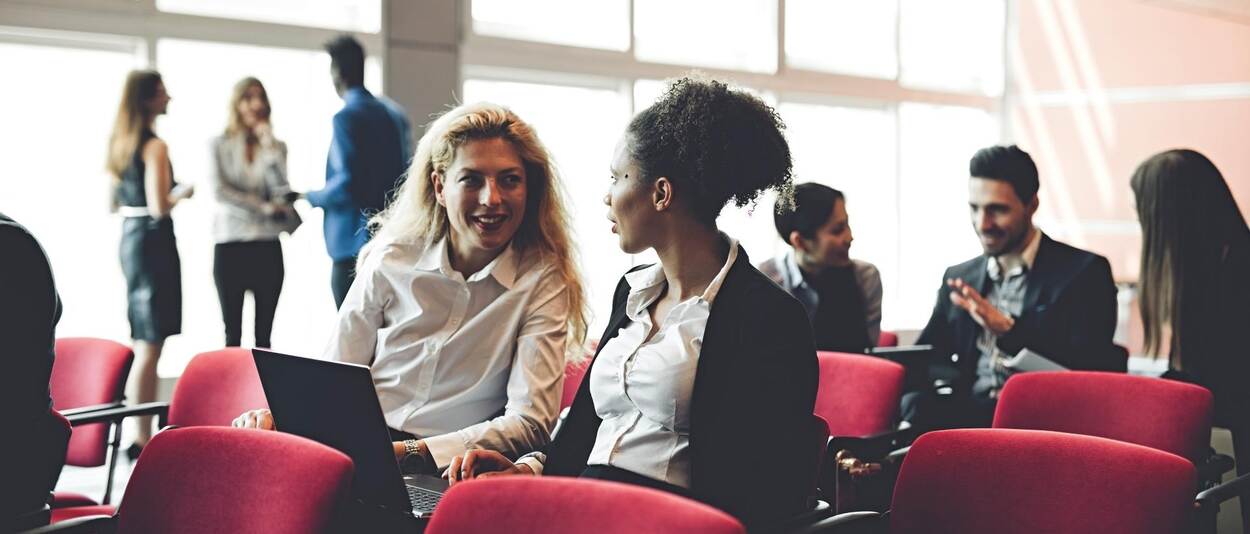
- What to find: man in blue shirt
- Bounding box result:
[304,35,411,308]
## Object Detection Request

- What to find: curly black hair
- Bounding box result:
[627,76,794,225]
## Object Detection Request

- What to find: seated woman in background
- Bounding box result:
[447,76,819,530]
[210,77,297,349]
[234,102,587,475]
[760,182,882,352]
[1131,148,1250,525]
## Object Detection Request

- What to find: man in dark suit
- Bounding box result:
[904,145,1126,430]
[304,35,411,309]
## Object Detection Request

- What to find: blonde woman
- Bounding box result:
[210,77,295,348]
[107,70,193,458]
[235,102,587,476]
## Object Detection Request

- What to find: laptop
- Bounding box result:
[866,344,937,392]
[252,349,449,519]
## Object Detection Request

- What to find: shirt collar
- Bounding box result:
[783,250,807,288]
[988,227,1042,281]
[342,86,372,104]
[414,238,518,289]
[622,236,739,318]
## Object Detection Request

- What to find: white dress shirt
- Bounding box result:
[326,238,569,467]
[520,239,737,488]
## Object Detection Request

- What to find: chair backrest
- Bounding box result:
[877,331,899,348]
[50,338,134,467]
[167,348,269,427]
[992,371,1214,463]
[561,359,590,410]
[426,477,745,534]
[815,352,905,437]
[116,427,353,534]
[889,428,1195,534]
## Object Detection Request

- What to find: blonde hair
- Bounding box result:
[106,70,163,181]
[224,76,271,137]
[368,102,588,354]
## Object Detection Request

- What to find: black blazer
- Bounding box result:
[917,233,1126,395]
[544,245,819,529]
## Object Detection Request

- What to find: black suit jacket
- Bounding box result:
[917,234,1126,396]
[543,245,819,529]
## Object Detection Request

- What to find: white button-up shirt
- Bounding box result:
[578,240,737,488]
[326,238,569,467]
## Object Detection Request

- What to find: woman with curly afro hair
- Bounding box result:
[448,76,820,530]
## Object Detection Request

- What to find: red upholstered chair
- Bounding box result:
[50,348,268,522]
[561,359,590,411]
[813,352,910,513]
[37,427,355,534]
[426,477,745,534]
[48,338,134,508]
[805,428,1197,534]
[993,371,1214,464]
[814,352,904,439]
[165,348,268,427]
[876,331,899,348]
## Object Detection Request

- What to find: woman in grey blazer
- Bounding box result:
[209,77,297,348]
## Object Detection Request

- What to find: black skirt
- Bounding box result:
[120,216,182,341]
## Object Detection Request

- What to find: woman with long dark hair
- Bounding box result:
[210,77,295,348]
[107,70,192,457]
[1132,148,1250,525]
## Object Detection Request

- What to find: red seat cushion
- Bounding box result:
[815,352,905,437]
[561,359,590,410]
[426,477,745,534]
[167,349,269,427]
[50,504,115,523]
[51,338,134,467]
[51,491,98,508]
[993,371,1214,463]
[878,331,899,347]
[889,428,1195,534]
[115,427,353,534]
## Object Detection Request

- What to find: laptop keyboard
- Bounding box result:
[407,485,442,511]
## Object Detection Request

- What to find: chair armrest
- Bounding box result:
[830,426,920,463]
[1195,472,1250,509]
[17,515,115,534]
[1195,453,1235,485]
[65,402,169,428]
[58,403,125,418]
[789,511,884,534]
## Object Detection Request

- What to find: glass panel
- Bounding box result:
[472,0,630,51]
[0,40,143,360]
[156,38,389,367]
[463,78,632,337]
[785,0,898,79]
[156,0,381,33]
[897,103,999,328]
[899,0,1005,96]
[634,0,779,73]
[769,102,899,326]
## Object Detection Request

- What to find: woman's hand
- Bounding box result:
[444,449,533,486]
[231,408,275,430]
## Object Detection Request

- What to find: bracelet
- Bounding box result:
[403,439,422,459]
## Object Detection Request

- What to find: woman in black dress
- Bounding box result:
[1132,148,1250,528]
[106,70,193,457]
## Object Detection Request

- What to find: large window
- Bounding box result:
[468,1,1007,332]
[156,0,381,33]
[471,0,630,51]
[0,36,145,353]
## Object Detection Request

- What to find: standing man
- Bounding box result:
[905,145,1126,430]
[304,35,411,308]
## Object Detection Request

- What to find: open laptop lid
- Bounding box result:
[866,344,935,391]
[252,349,412,512]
